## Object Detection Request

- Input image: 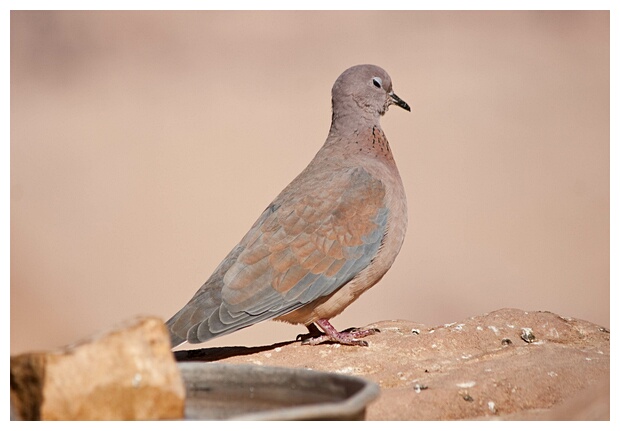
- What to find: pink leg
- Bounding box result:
[300,319,379,346]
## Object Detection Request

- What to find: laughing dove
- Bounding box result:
[167,64,410,347]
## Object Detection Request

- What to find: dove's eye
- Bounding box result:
[372,77,382,88]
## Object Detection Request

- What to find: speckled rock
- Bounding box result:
[175,308,610,420]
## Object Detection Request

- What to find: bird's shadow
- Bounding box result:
[172,325,370,362]
[173,339,297,362]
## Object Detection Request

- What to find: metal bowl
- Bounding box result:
[179,362,380,420]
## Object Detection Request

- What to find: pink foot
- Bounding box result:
[299,319,380,346]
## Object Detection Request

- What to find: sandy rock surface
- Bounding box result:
[175,308,610,420]
[11,316,185,420]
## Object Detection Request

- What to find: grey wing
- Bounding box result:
[166,167,388,346]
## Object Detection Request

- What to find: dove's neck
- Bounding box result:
[328,108,382,139]
[323,116,394,164]
[321,99,395,162]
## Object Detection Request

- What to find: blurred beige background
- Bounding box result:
[10,11,609,354]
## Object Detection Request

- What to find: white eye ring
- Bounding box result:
[372,77,382,88]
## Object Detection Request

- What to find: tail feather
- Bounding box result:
[166,313,189,348]
[168,330,186,348]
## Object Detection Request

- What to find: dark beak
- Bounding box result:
[389,92,411,112]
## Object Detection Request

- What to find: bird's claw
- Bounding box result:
[344,327,381,335]
[300,335,368,347]
[298,324,379,346]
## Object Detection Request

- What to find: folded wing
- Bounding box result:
[166,166,388,345]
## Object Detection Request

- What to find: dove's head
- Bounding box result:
[331,64,410,122]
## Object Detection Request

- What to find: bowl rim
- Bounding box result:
[178,361,380,420]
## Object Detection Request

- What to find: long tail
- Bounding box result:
[165,311,189,348]
[167,329,186,348]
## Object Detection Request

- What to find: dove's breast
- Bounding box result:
[277,126,408,325]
